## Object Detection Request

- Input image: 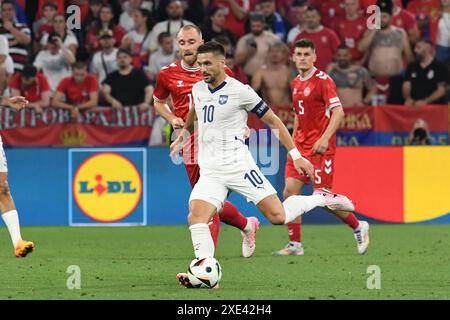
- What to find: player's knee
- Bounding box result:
[188,211,209,225]
[267,212,285,225]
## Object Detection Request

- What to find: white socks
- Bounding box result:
[190,223,215,259]
[283,195,326,224]
[2,210,22,247]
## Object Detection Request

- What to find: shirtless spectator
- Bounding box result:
[327,45,376,107]
[235,12,279,81]
[251,41,292,106]
[358,0,413,103]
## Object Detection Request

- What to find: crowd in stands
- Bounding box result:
[0,0,449,141]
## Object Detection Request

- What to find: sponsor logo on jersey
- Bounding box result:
[218,95,228,105]
[177,80,184,87]
[73,153,142,222]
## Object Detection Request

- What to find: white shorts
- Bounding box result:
[0,143,7,172]
[189,165,277,212]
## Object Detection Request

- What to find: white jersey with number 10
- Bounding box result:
[192,76,269,173]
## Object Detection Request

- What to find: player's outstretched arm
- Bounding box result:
[260,108,314,180]
[0,95,29,110]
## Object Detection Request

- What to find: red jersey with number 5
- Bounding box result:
[291,68,341,156]
[153,60,233,121]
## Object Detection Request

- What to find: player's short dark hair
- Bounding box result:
[22,65,37,79]
[157,31,171,44]
[197,41,225,57]
[72,61,87,70]
[306,5,320,15]
[295,38,315,51]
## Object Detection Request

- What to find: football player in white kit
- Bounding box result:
[0,95,35,257]
[170,42,354,288]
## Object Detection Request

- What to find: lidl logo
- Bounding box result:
[70,150,146,225]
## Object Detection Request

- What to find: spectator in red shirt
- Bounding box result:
[210,0,255,39]
[293,6,341,71]
[309,0,345,27]
[85,4,126,55]
[392,0,420,44]
[9,65,51,113]
[52,62,99,119]
[333,0,368,64]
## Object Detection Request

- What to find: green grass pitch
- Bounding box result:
[0,224,449,299]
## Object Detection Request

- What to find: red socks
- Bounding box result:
[288,222,301,242]
[342,212,361,230]
[219,201,248,231]
[208,214,220,248]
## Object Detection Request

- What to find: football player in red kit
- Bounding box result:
[153,25,260,262]
[272,39,370,256]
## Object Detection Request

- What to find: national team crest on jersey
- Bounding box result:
[218,95,228,105]
[303,87,311,96]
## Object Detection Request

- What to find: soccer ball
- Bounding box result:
[187,257,222,288]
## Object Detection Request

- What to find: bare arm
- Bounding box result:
[62,44,76,64]
[312,107,344,154]
[402,30,414,63]
[260,108,296,151]
[38,91,51,108]
[260,108,313,179]
[422,84,446,104]
[402,80,414,105]
[0,55,5,65]
[363,71,377,105]
[234,38,256,67]
[52,91,74,109]
[144,85,154,105]
[78,91,98,109]
[250,69,264,93]
[226,0,247,20]
[358,29,376,53]
[292,114,298,138]
[9,27,31,45]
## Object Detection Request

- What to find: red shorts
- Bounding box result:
[285,153,334,188]
[184,163,200,188]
